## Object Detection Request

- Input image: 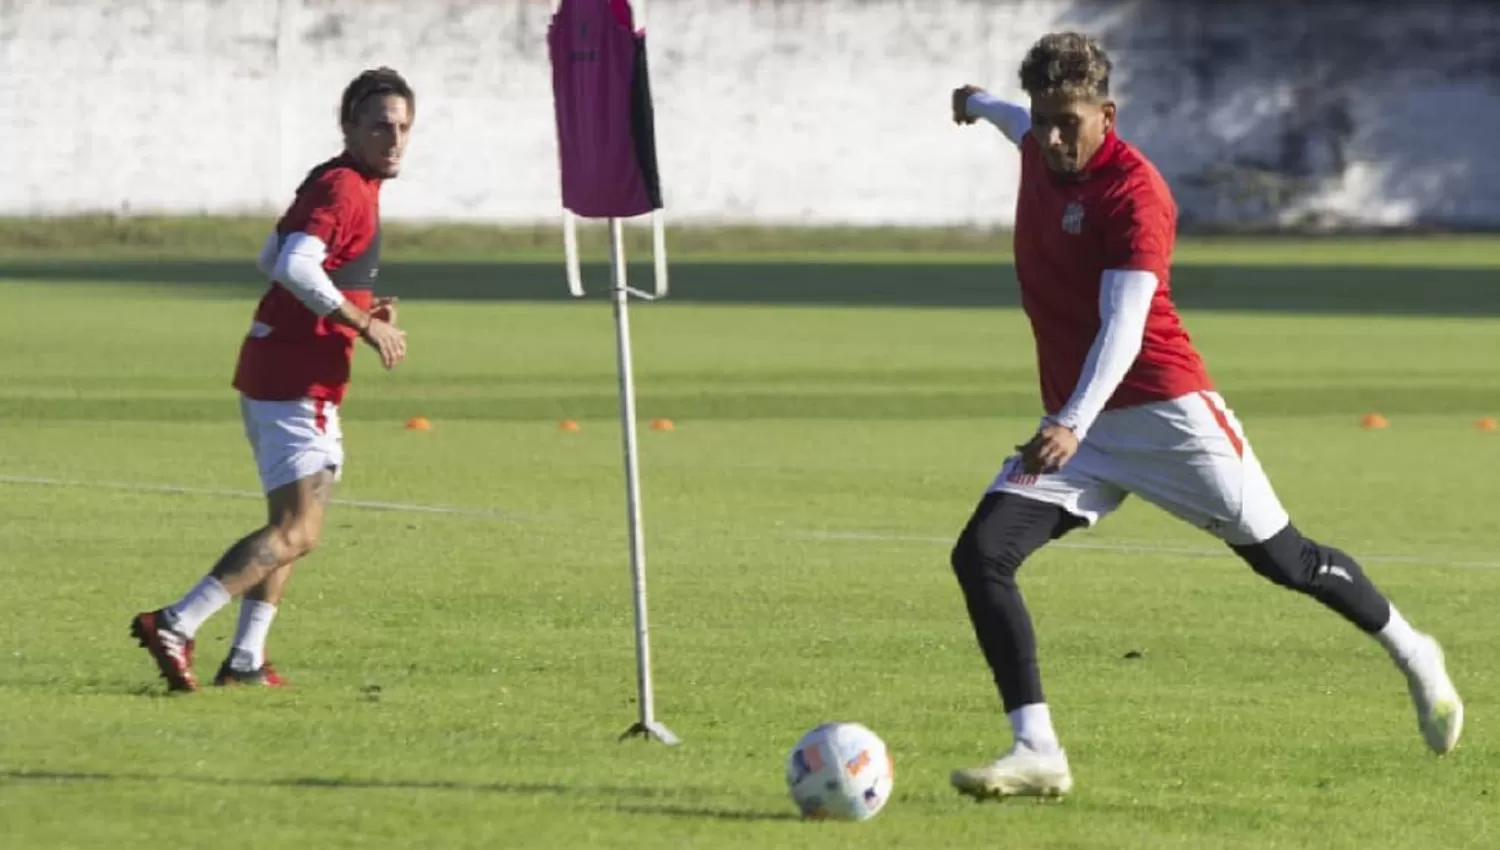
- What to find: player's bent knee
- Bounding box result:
[949,538,972,576]
[272,522,321,559]
[1232,523,1347,593]
[1232,524,1307,589]
[952,494,1061,585]
[950,532,983,582]
[950,528,1027,584]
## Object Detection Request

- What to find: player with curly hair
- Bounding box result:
[947,33,1462,799]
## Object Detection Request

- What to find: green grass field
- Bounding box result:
[2,236,1499,849]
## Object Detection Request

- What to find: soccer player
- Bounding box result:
[946,33,1462,799]
[129,68,414,691]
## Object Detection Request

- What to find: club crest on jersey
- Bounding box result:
[1061,201,1085,235]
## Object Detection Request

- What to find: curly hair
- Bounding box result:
[1019,32,1112,100]
[339,66,415,128]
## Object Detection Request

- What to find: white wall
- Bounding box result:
[2,0,1497,227]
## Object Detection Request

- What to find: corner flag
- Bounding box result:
[547,0,676,746]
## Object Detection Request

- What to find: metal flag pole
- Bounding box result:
[605,217,678,746]
[551,0,676,745]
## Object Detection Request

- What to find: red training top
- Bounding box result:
[232,154,382,405]
[1012,130,1212,415]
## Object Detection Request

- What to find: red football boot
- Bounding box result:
[129,610,198,692]
[213,656,287,687]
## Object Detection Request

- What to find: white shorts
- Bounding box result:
[239,395,344,495]
[987,391,1290,546]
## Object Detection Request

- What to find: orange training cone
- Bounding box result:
[405,416,432,431]
[560,419,581,432]
[1360,413,1389,430]
[650,418,675,432]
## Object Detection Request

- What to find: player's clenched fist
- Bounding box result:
[952,85,983,125]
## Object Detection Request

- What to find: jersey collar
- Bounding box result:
[337,151,386,185]
[1084,129,1124,174]
[1048,130,1124,186]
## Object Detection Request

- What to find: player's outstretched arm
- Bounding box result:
[952,85,1030,147]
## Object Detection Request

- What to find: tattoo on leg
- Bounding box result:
[250,535,279,567]
[211,527,280,580]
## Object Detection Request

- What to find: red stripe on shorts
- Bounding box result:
[314,399,328,434]
[1198,391,1244,458]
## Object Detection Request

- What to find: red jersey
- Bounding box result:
[1012,130,1211,415]
[232,154,383,405]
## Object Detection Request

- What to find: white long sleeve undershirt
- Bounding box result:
[965,91,1031,147]
[1048,269,1159,440]
[259,232,345,317]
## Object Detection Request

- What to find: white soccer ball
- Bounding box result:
[784,721,894,821]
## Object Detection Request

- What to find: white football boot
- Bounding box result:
[1398,633,1463,755]
[951,742,1073,800]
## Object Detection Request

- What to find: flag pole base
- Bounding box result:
[619,719,681,746]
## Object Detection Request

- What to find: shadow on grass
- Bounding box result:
[610,803,803,822]
[0,769,801,822]
[2,259,1499,316]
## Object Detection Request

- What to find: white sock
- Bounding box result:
[230,600,278,670]
[165,576,232,638]
[1008,702,1061,754]
[1376,604,1426,663]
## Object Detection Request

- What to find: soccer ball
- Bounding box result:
[785,722,894,821]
